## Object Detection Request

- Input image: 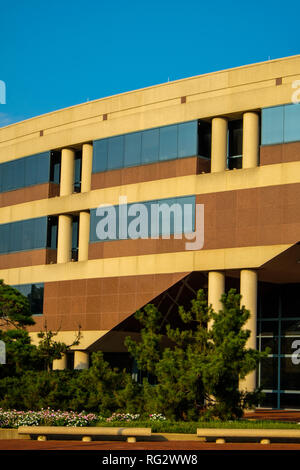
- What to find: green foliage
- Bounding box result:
[0,280,35,329]
[200,289,267,419]
[0,352,130,413]
[36,325,81,371]
[125,288,268,421]
[0,282,268,419]
[67,351,127,414]
[125,304,163,376]
[0,329,43,378]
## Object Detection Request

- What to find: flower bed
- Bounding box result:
[106,413,166,422]
[0,409,167,429]
[0,408,98,428]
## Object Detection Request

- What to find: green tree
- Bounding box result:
[201,289,266,419]
[125,288,267,421]
[36,322,82,371]
[0,280,35,329]
[69,351,127,414]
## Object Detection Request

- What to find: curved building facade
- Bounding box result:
[1,55,300,408]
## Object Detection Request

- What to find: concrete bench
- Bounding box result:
[197,427,300,444]
[18,426,152,443]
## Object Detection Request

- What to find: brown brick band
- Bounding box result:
[0,183,60,208]
[29,272,188,332]
[91,156,210,190]
[0,249,57,270]
[88,182,300,259]
[260,142,300,166]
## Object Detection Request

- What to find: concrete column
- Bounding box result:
[81,143,93,193]
[211,117,228,173]
[240,269,258,392]
[52,354,67,370]
[74,351,89,370]
[60,148,75,196]
[242,112,259,169]
[78,211,90,261]
[57,214,73,263]
[208,271,225,313]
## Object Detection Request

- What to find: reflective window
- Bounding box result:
[178,121,198,158]
[2,162,14,192]
[33,217,48,250]
[9,220,22,253]
[36,152,51,184]
[124,132,142,167]
[261,106,284,145]
[90,195,195,242]
[284,104,300,143]
[159,125,178,161]
[92,120,200,173]
[0,217,48,254]
[141,128,159,164]
[0,223,9,253]
[12,283,44,315]
[25,155,38,186]
[108,135,124,170]
[92,139,108,173]
[0,152,51,193]
[13,158,25,190]
[22,219,34,251]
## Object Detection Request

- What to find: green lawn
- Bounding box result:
[96,419,300,433]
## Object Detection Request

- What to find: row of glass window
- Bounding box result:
[258,354,300,391]
[0,217,48,254]
[261,103,300,146]
[0,152,51,193]
[259,392,300,409]
[92,121,204,173]
[12,283,44,316]
[90,195,195,242]
[0,149,84,194]
[257,282,300,408]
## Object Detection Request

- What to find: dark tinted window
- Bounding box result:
[47,216,58,249]
[198,121,211,158]
[0,152,50,193]
[50,152,61,184]
[0,217,48,254]
[13,283,44,315]
[228,120,243,157]
[141,128,159,164]
[108,135,124,170]
[92,139,108,173]
[124,132,142,167]
[178,121,198,158]
[92,121,200,173]
[159,125,178,161]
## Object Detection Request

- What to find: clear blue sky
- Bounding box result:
[0,0,299,127]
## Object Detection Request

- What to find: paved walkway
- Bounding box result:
[244,409,300,422]
[0,439,300,451]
